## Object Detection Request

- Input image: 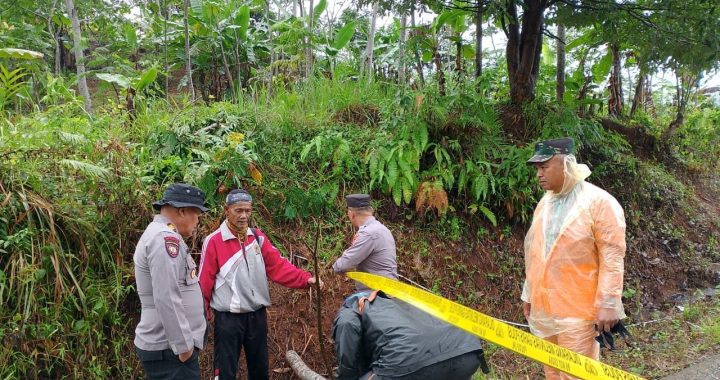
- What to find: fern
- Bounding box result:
[416,180,449,216]
[413,122,429,152]
[478,205,497,226]
[391,181,402,205]
[300,130,355,179]
[56,131,88,146]
[60,159,111,179]
[190,148,211,161]
[401,178,413,205]
[0,64,27,110]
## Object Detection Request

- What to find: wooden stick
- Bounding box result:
[311,219,334,380]
[285,350,327,380]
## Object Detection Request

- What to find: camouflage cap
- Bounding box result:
[527,137,575,164]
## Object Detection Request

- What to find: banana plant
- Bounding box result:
[0,48,44,60]
[434,9,472,75]
[564,29,612,108]
[95,66,159,116]
[408,20,445,94]
[323,21,357,77]
[188,0,253,101]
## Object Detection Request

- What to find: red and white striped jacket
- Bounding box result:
[199,221,310,315]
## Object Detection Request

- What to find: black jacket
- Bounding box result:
[332,292,483,379]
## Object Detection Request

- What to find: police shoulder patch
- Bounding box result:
[164,236,180,258]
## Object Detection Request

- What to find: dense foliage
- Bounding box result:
[1,0,718,378]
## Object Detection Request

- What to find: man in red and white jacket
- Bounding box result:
[199,189,319,380]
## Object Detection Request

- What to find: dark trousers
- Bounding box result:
[360,350,482,380]
[214,308,269,380]
[136,346,200,380]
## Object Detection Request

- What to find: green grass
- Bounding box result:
[470,297,720,379]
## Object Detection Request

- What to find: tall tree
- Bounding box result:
[183,0,195,101]
[501,0,547,105]
[446,11,468,76]
[363,3,380,80]
[629,72,646,117]
[432,35,446,95]
[474,4,483,83]
[607,43,623,117]
[306,0,315,79]
[410,4,425,85]
[65,0,92,113]
[660,69,696,141]
[555,23,565,102]
[399,14,408,84]
[648,1,720,140]
[48,0,61,74]
[629,51,647,117]
[163,0,169,99]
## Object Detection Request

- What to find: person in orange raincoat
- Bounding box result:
[521,137,627,380]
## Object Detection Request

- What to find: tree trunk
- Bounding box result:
[233,30,243,92]
[198,70,208,102]
[589,93,599,115]
[266,2,274,100]
[555,23,565,103]
[399,14,407,84]
[663,112,684,142]
[626,63,633,107]
[65,0,92,114]
[630,72,645,117]
[474,5,483,87]
[212,52,220,99]
[504,0,546,106]
[363,3,379,81]
[455,36,463,75]
[306,0,314,79]
[219,42,236,101]
[433,43,445,96]
[644,75,656,116]
[410,5,424,86]
[163,0,169,99]
[607,44,623,117]
[298,1,307,77]
[661,69,695,141]
[54,32,63,74]
[575,49,590,100]
[48,0,61,75]
[183,0,196,101]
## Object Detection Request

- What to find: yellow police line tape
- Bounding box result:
[347,272,645,380]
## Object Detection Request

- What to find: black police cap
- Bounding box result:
[346,194,371,208]
[153,183,209,212]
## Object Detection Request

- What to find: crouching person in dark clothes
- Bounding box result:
[332,291,489,380]
[134,183,209,380]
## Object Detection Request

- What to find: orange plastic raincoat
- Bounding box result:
[522,156,626,379]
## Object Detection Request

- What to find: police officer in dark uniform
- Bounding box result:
[134,183,209,379]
